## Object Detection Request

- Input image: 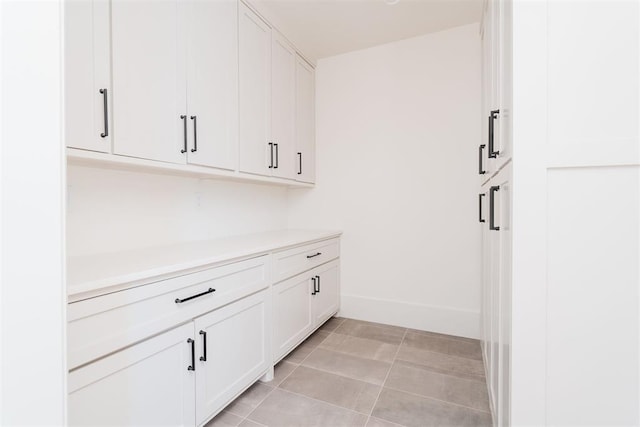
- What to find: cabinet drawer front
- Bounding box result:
[68,256,268,369]
[272,238,339,282]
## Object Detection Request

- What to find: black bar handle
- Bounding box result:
[311,277,317,295]
[479,193,486,223]
[297,152,302,175]
[315,275,320,293]
[199,330,207,362]
[274,143,279,169]
[268,142,273,168]
[478,144,486,175]
[180,115,188,153]
[190,116,197,153]
[306,252,322,259]
[489,110,500,158]
[489,186,500,231]
[187,338,195,371]
[175,287,215,304]
[99,88,108,138]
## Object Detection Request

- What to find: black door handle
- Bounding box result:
[311,277,317,295]
[297,152,302,175]
[190,116,197,153]
[306,252,322,259]
[489,110,500,158]
[99,88,108,138]
[268,142,273,168]
[199,330,207,362]
[489,186,500,231]
[187,338,195,371]
[180,115,188,153]
[175,287,215,304]
[479,144,486,175]
[479,193,486,223]
[274,143,279,169]
[315,275,320,293]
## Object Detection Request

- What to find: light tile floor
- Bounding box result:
[205,317,492,427]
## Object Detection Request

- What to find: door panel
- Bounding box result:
[312,261,340,326]
[295,55,315,183]
[272,273,314,361]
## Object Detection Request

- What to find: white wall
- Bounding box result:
[1,0,66,424]
[67,165,289,256]
[287,24,482,338]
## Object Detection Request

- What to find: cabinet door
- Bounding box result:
[238,3,271,176]
[68,323,195,426]
[194,290,270,426]
[185,0,237,170]
[312,260,340,327]
[272,272,314,361]
[111,0,187,164]
[64,0,111,152]
[496,0,512,169]
[270,31,296,179]
[295,55,316,183]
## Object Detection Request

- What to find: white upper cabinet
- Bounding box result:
[270,31,296,179]
[111,0,187,164]
[185,0,238,170]
[239,2,272,176]
[64,0,111,153]
[295,55,316,183]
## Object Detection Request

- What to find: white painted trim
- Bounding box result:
[338,294,481,340]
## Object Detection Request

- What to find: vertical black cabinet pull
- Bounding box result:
[199,330,207,362]
[315,275,321,293]
[190,116,197,153]
[187,338,195,371]
[489,186,500,231]
[489,110,500,158]
[274,143,279,169]
[311,277,317,295]
[478,144,486,175]
[268,142,273,168]
[99,88,108,138]
[180,115,188,153]
[297,152,302,175]
[479,193,486,223]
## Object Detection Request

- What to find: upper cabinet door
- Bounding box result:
[238,3,271,176]
[270,31,296,179]
[185,0,238,170]
[111,0,187,164]
[64,0,111,152]
[295,55,316,183]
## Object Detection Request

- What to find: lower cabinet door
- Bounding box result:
[272,272,314,361]
[68,323,196,427]
[194,289,270,426]
[312,260,340,326]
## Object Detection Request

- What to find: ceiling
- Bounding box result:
[248,0,484,62]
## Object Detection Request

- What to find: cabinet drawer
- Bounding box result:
[272,238,339,282]
[68,256,268,370]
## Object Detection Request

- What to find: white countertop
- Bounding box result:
[67,229,342,301]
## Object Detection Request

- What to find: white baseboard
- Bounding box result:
[338,294,480,339]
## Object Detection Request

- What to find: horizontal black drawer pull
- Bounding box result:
[306,252,322,259]
[175,287,215,304]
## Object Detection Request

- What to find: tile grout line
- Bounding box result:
[381,384,492,415]
[367,327,409,424]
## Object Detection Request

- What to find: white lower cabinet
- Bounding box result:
[69,289,270,427]
[273,259,340,362]
[68,322,196,427]
[195,290,270,426]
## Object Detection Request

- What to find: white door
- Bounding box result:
[111,0,187,164]
[185,0,237,170]
[270,31,296,179]
[238,3,271,176]
[496,0,512,169]
[194,290,270,426]
[295,55,316,183]
[272,272,314,361]
[312,260,340,327]
[488,176,501,423]
[68,323,195,426]
[64,0,111,152]
[479,187,490,365]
